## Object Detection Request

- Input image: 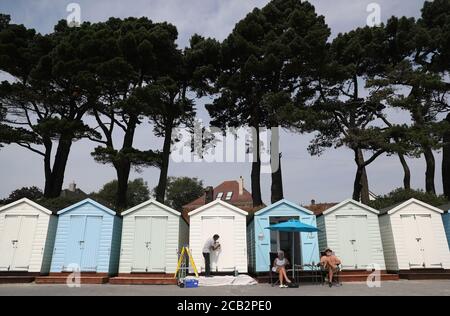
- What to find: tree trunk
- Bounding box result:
[353,148,370,204]
[442,114,450,199]
[360,165,370,204]
[43,138,53,198]
[423,146,436,194]
[43,135,73,199]
[114,158,131,210]
[398,153,411,190]
[271,153,284,204]
[114,116,137,210]
[251,126,263,207]
[156,122,173,203]
[270,127,283,203]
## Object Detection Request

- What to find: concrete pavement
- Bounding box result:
[0,280,449,296]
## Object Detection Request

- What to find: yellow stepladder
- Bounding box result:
[174,246,199,280]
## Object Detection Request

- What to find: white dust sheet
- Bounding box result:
[186,275,258,287]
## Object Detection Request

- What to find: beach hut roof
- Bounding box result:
[380,198,444,215]
[254,199,313,216]
[188,199,248,217]
[0,198,53,215]
[121,199,180,216]
[320,199,379,216]
[57,198,116,216]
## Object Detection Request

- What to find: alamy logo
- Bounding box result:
[66,263,81,288]
[367,3,382,27]
[366,264,382,288]
[171,121,281,174]
[66,3,81,28]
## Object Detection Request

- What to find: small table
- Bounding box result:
[289,264,321,284]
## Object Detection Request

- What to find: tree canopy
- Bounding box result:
[91,178,150,211]
[154,176,204,212]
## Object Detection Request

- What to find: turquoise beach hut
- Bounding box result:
[247,199,320,273]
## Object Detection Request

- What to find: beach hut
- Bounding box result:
[49,199,122,275]
[438,203,450,250]
[379,199,450,272]
[189,199,248,274]
[0,198,57,276]
[247,199,320,273]
[118,200,188,274]
[316,199,386,270]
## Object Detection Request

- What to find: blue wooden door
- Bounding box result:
[255,217,271,272]
[64,216,85,270]
[300,216,320,268]
[80,216,102,271]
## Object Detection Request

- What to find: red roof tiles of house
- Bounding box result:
[304,203,338,216]
[182,179,256,222]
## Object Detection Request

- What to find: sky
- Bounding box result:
[0,0,440,205]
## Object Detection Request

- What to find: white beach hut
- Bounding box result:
[0,198,57,275]
[379,199,450,272]
[316,199,386,270]
[189,199,248,274]
[118,200,188,274]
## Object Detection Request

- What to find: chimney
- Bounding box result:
[311,199,316,206]
[205,186,214,204]
[238,176,244,196]
[68,181,77,193]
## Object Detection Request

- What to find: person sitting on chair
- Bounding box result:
[272,251,292,288]
[320,248,341,287]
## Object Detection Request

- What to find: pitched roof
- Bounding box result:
[122,199,180,216]
[380,198,444,215]
[304,202,338,216]
[0,198,53,215]
[182,180,255,222]
[57,198,116,216]
[184,180,253,207]
[188,199,249,217]
[255,199,314,216]
[319,199,379,216]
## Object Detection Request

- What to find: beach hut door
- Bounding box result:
[65,216,102,271]
[337,216,356,269]
[401,215,426,268]
[132,217,167,272]
[0,215,37,271]
[148,217,167,271]
[201,216,235,272]
[80,216,102,271]
[416,215,441,268]
[336,215,371,269]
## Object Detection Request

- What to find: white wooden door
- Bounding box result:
[336,215,371,269]
[201,217,219,271]
[0,216,21,271]
[201,216,235,272]
[148,217,167,272]
[132,216,168,272]
[11,216,38,271]
[132,217,151,272]
[401,215,426,268]
[336,216,356,269]
[218,217,235,271]
[416,215,442,268]
[353,216,371,269]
